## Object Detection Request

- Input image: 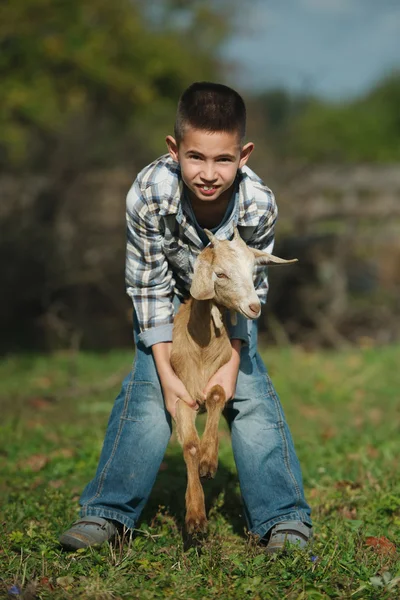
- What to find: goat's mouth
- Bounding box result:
[238,306,261,320]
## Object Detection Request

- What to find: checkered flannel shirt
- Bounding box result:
[126,154,278,347]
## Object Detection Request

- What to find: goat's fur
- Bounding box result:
[170,228,296,533]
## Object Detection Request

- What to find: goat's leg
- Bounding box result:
[199,384,226,479]
[175,399,207,533]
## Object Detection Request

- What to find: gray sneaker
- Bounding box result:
[263,521,313,554]
[59,516,118,550]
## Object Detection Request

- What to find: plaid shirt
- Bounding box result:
[126,154,278,347]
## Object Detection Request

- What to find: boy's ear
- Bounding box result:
[239,142,254,168]
[166,135,179,162]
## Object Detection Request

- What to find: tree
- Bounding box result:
[0,0,234,351]
[0,0,232,170]
[288,73,400,163]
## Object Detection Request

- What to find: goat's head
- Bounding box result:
[190,228,297,319]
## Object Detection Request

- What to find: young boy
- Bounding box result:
[59,82,312,553]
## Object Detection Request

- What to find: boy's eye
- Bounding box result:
[189,154,201,160]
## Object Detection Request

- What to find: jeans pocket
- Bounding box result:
[121,381,163,422]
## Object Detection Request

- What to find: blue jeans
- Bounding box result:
[80,318,311,539]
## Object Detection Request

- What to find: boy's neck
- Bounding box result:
[187,184,234,229]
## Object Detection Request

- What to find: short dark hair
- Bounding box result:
[174,82,246,144]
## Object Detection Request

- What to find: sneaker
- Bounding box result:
[59,516,118,550]
[263,520,313,554]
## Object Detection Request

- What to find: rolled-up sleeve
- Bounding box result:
[227,313,250,345]
[126,181,175,347]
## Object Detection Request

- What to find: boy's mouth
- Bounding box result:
[196,184,218,196]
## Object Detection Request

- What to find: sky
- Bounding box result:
[222,0,400,100]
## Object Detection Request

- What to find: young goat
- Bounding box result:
[170,228,296,533]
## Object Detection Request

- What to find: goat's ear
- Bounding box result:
[232,227,241,242]
[190,251,215,300]
[251,248,298,266]
[204,229,220,247]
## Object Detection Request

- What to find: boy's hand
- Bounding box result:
[161,372,198,420]
[204,339,241,401]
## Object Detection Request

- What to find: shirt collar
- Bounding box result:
[158,158,182,217]
[236,167,260,227]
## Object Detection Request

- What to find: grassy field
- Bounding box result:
[1,345,399,599]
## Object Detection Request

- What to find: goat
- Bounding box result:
[170,227,296,533]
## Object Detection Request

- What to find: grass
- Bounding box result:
[1,344,399,599]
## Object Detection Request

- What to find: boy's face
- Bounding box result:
[166,127,254,204]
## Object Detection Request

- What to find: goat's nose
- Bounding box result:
[248,302,260,315]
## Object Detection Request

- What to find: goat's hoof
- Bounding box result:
[199,459,217,480]
[186,512,207,534]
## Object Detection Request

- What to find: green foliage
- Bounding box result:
[289,73,400,163]
[1,346,400,598]
[252,73,400,163]
[0,0,230,169]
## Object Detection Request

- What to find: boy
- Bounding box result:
[60,82,312,553]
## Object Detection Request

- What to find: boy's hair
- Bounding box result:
[174,82,246,144]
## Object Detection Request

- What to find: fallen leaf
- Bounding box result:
[32,376,53,388]
[298,405,320,418]
[48,479,64,489]
[56,576,74,587]
[32,477,45,489]
[334,480,361,490]
[309,488,319,499]
[339,506,358,520]
[50,448,75,459]
[368,408,383,425]
[347,452,361,461]
[365,536,397,557]
[24,454,49,472]
[366,445,379,458]
[354,388,365,401]
[26,419,45,429]
[321,427,336,440]
[314,381,326,393]
[27,396,54,410]
[39,577,54,590]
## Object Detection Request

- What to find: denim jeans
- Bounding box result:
[80,317,311,539]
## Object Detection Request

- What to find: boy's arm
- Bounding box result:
[152,342,198,419]
[126,180,176,346]
[126,181,197,416]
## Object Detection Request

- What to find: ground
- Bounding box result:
[1,345,399,599]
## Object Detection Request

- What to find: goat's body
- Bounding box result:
[171,298,232,404]
[170,298,232,533]
[167,229,296,533]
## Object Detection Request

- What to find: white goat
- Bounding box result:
[170,228,296,533]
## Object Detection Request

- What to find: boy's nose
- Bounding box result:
[200,166,217,182]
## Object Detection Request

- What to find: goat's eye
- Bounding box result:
[216,272,228,279]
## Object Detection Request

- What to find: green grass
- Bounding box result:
[1,345,400,599]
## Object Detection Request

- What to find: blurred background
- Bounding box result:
[1,0,400,353]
